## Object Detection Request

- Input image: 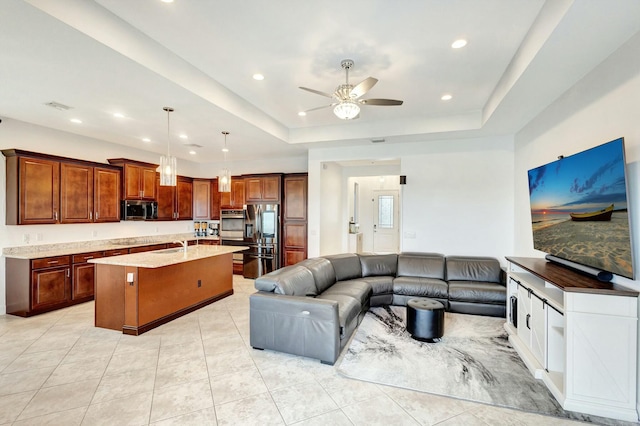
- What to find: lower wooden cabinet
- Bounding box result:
[72,251,103,301]
[31,264,71,311]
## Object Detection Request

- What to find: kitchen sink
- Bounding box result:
[152,248,185,254]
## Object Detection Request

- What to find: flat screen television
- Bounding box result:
[528,137,634,279]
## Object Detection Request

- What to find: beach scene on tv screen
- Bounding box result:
[528,138,633,278]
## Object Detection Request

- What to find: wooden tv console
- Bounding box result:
[505,257,638,422]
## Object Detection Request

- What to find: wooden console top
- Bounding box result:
[506,257,638,297]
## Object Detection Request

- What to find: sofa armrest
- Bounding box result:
[249,292,341,364]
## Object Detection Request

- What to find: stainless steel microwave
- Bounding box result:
[121,200,158,220]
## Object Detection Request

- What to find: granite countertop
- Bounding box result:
[2,234,221,260]
[89,244,247,268]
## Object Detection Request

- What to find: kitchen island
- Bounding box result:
[90,244,247,335]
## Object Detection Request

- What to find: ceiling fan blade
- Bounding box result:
[350,77,378,99]
[360,98,403,106]
[304,104,335,113]
[299,86,335,99]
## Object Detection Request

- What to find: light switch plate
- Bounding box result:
[126,272,134,283]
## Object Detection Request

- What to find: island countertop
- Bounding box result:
[89,244,247,268]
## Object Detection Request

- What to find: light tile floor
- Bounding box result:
[0,276,588,425]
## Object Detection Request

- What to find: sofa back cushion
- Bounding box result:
[445,256,501,283]
[324,253,362,281]
[254,265,318,296]
[359,254,398,277]
[297,258,336,294]
[397,252,445,279]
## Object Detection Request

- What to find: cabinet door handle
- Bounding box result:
[54,211,58,221]
[48,260,59,264]
[66,268,70,278]
[90,211,93,220]
[95,212,99,220]
[526,314,531,330]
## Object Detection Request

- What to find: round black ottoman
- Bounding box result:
[406,298,445,342]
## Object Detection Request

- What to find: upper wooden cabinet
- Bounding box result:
[108,159,157,200]
[211,178,221,220]
[245,175,281,203]
[93,167,121,222]
[193,179,211,220]
[11,155,60,225]
[283,174,307,221]
[3,150,120,225]
[220,177,245,208]
[156,174,193,220]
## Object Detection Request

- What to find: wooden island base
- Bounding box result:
[95,252,234,335]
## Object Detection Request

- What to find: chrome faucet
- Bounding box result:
[173,240,188,253]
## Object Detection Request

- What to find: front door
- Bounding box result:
[373,190,399,253]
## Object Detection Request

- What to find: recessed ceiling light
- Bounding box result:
[222,147,229,153]
[179,134,188,140]
[451,39,467,49]
[113,112,125,118]
[142,138,151,143]
[441,94,453,101]
[253,73,265,81]
[70,118,82,124]
[189,150,196,155]
[298,111,307,117]
[160,0,174,3]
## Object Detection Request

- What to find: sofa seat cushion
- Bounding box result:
[315,294,360,338]
[254,265,317,296]
[393,277,449,299]
[358,276,393,296]
[448,281,506,305]
[320,280,372,306]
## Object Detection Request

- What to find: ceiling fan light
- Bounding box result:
[333,100,360,120]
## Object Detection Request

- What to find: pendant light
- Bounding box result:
[160,106,177,186]
[218,131,231,192]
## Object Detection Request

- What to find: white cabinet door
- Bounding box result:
[517,285,531,346]
[530,294,546,367]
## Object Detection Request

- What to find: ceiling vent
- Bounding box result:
[44,101,72,111]
[371,138,385,143]
[182,143,203,148]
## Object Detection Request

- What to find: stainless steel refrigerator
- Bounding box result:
[243,204,279,278]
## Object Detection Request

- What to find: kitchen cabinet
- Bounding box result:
[93,167,121,222]
[60,164,121,223]
[282,174,308,266]
[3,151,60,225]
[193,179,211,219]
[220,177,245,208]
[108,158,157,200]
[72,251,103,301]
[156,175,193,220]
[6,255,72,316]
[211,178,221,220]
[3,150,121,225]
[245,175,281,203]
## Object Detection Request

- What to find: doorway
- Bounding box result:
[373,189,399,253]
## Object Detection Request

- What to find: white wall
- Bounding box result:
[308,136,515,261]
[514,29,640,291]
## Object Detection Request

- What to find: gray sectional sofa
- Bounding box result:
[250,252,506,364]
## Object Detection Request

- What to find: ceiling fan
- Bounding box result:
[299,59,403,120]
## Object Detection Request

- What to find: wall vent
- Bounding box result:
[44,101,73,111]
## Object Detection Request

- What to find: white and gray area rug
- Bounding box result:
[337,306,630,425]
